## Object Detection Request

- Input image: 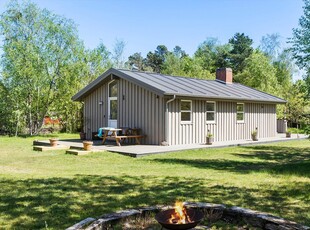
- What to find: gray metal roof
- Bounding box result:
[72,68,286,104]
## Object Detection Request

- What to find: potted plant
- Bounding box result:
[49,138,59,147]
[206,131,214,145]
[286,131,291,138]
[83,140,93,151]
[251,130,258,141]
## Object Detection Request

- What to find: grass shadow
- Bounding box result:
[150,145,310,177]
[151,158,271,173]
[236,145,310,161]
[0,175,309,229]
[236,145,310,177]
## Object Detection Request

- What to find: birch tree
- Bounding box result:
[0,1,110,134]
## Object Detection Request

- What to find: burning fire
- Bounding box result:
[169,201,193,224]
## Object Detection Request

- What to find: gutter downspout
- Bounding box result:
[165,95,176,145]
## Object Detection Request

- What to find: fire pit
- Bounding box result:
[67,202,310,230]
[155,202,204,230]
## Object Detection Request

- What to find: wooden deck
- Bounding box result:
[33,133,308,157]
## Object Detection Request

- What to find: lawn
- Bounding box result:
[0,135,309,229]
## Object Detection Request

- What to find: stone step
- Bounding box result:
[33,145,70,151]
[66,149,92,155]
[33,140,50,146]
[69,145,84,150]
[66,148,103,155]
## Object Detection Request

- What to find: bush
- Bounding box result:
[287,127,305,134]
[304,125,310,138]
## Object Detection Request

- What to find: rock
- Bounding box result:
[66,217,96,230]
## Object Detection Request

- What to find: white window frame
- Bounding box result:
[108,80,118,127]
[236,103,244,123]
[108,80,118,98]
[180,100,192,123]
[206,101,216,123]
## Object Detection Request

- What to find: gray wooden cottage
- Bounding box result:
[72,68,286,145]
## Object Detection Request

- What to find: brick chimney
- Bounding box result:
[216,68,233,84]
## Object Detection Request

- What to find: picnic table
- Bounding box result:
[99,127,144,146]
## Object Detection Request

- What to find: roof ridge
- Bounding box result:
[117,68,155,75]
[117,68,217,82]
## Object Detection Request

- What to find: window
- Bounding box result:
[108,81,118,121]
[109,100,117,120]
[181,100,192,122]
[237,103,244,122]
[206,101,216,123]
[109,80,118,97]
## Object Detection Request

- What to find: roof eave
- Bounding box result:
[72,68,115,101]
[72,68,166,101]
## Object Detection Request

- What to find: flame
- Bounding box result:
[169,201,192,224]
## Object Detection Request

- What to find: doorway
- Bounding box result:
[108,80,117,128]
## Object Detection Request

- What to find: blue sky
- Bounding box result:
[0,0,305,78]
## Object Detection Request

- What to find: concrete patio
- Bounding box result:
[33,133,308,157]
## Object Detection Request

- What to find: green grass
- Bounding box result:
[0,134,309,229]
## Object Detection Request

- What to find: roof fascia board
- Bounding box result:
[238,84,287,103]
[72,68,165,101]
[72,68,115,101]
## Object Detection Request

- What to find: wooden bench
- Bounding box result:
[114,135,145,146]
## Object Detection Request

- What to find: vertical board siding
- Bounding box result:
[83,83,108,139]
[168,99,277,145]
[277,120,284,133]
[83,78,165,144]
[168,100,206,145]
[118,78,165,145]
[244,103,276,139]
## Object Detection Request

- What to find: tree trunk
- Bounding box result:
[15,112,20,137]
[29,110,32,135]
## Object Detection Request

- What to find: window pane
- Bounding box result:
[237,112,244,121]
[237,104,244,112]
[181,112,191,121]
[207,112,215,121]
[109,81,118,97]
[206,102,215,112]
[110,100,117,119]
[181,101,191,111]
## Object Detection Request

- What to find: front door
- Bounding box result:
[108,80,118,128]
